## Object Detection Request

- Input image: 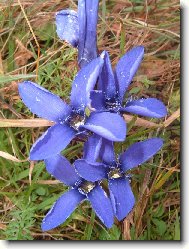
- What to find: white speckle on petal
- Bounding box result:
[120,72,126,78]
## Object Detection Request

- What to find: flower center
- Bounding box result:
[68,113,85,131]
[108,167,123,179]
[78,181,95,194]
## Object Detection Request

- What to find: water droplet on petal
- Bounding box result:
[120,72,126,78]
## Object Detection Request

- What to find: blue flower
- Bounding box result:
[41,135,114,231]
[90,46,167,118]
[74,137,163,221]
[18,54,126,160]
[56,0,99,68]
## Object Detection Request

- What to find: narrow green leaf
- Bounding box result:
[0,74,35,86]
[174,211,180,240]
[83,210,95,240]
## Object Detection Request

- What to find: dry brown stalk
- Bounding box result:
[17,0,40,79]
[0,118,54,127]
[123,114,162,128]
[135,187,150,237]
[164,108,180,127]
[21,179,61,185]
[0,150,28,162]
[29,161,35,185]
[122,212,133,240]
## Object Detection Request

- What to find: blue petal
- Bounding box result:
[30,124,76,160]
[122,98,167,118]
[98,51,118,99]
[18,81,71,123]
[109,177,135,221]
[78,0,99,67]
[41,189,85,231]
[45,154,81,186]
[90,90,106,111]
[119,138,163,171]
[83,134,102,163]
[55,10,79,47]
[82,111,126,141]
[87,185,114,228]
[74,159,108,182]
[77,0,85,65]
[70,54,104,113]
[99,139,116,165]
[115,46,144,102]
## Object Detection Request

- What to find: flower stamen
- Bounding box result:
[78,181,95,194]
[68,113,85,130]
[108,168,123,179]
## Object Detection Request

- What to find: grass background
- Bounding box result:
[0,0,180,240]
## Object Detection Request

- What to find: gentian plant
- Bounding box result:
[91,47,167,118]
[56,0,99,68]
[74,137,163,221]
[41,135,113,231]
[15,0,168,234]
[18,54,126,160]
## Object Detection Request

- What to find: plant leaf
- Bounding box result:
[0,74,35,86]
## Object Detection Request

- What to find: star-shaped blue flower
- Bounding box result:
[90,46,167,118]
[41,135,114,231]
[18,54,126,160]
[74,137,163,220]
[56,0,99,68]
